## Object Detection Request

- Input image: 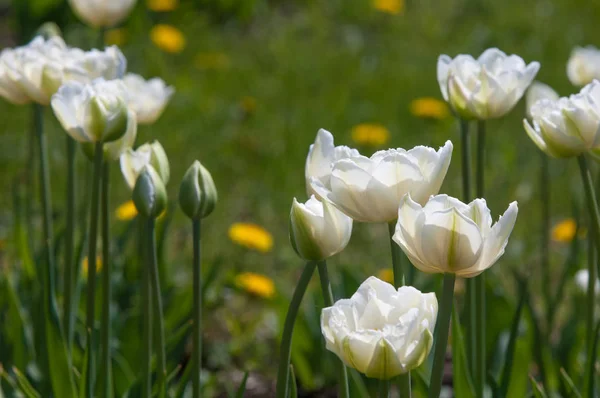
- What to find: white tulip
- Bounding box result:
[437,48,540,120]
[123,73,174,124]
[393,194,518,278]
[70,0,137,28]
[574,269,600,294]
[305,129,359,196]
[69,46,127,81]
[82,111,137,161]
[309,136,453,223]
[120,141,170,189]
[0,47,31,104]
[525,82,559,120]
[567,46,600,87]
[289,195,352,261]
[321,276,437,379]
[523,80,600,158]
[51,78,131,143]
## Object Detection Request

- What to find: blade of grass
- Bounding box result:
[11,368,40,398]
[236,372,249,398]
[530,375,548,398]
[559,368,582,398]
[585,320,600,397]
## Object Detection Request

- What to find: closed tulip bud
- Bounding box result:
[123,73,174,124]
[120,141,170,189]
[525,81,559,120]
[133,165,167,218]
[321,276,437,380]
[178,160,217,220]
[82,109,137,161]
[35,22,62,39]
[567,46,600,87]
[289,195,352,261]
[51,79,130,143]
[437,48,539,120]
[70,0,137,28]
[524,80,600,158]
[393,194,518,278]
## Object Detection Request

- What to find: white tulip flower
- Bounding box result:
[321,276,437,380]
[69,46,127,81]
[289,195,353,261]
[525,82,559,120]
[437,48,540,120]
[123,73,174,124]
[70,0,137,28]
[567,46,600,87]
[393,194,518,278]
[0,47,31,105]
[82,111,137,161]
[305,129,359,196]
[120,141,170,189]
[523,80,600,158]
[309,136,453,223]
[51,78,131,143]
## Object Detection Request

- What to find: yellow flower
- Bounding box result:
[194,52,230,70]
[82,256,102,279]
[552,218,577,243]
[351,123,390,147]
[115,200,138,221]
[228,223,273,253]
[234,272,276,299]
[410,97,450,120]
[105,28,127,46]
[373,0,404,15]
[147,0,178,12]
[150,24,186,53]
[240,96,257,114]
[377,268,394,284]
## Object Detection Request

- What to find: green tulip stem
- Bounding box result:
[148,217,167,397]
[275,261,317,398]
[86,141,104,397]
[387,221,411,394]
[577,155,600,361]
[141,217,152,398]
[540,154,551,324]
[192,219,202,398]
[63,136,77,351]
[99,162,112,398]
[474,119,486,397]
[428,273,456,398]
[317,261,349,398]
[378,380,390,397]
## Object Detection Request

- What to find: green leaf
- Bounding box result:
[530,375,548,398]
[12,367,40,398]
[585,320,600,397]
[452,300,476,398]
[559,368,582,398]
[44,300,77,397]
[287,366,297,398]
[12,180,35,280]
[1,275,34,369]
[79,329,90,398]
[235,371,249,398]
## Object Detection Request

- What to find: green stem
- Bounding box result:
[275,262,317,398]
[192,219,202,398]
[428,273,456,398]
[577,155,600,363]
[540,154,551,326]
[474,120,486,397]
[398,373,411,397]
[141,218,152,398]
[317,261,349,398]
[148,217,167,398]
[26,113,36,270]
[378,380,390,398]
[64,135,76,352]
[86,141,104,398]
[100,162,112,398]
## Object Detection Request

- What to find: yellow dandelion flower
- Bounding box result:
[228,223,273,253]
[234,272,275,299]
[240,96,257,114]
[410,97,450,120]
[115,200,138,221]
[150,24,186,53]
[105,28,127,46]
[373,0,404,15]
[351,123,390,147]
[147,0,178,12]
[194,52,230,70]
[552,218,577,243]
[377,268,394,284]
[82,255,103,279]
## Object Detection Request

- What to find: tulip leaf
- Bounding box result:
[232,371,249,398]
[529,375,548,398]
[11,367,40,398]
[585,320,600,397]
[1,275,34,369]
[78,329,90,398]
[452,300,476,398]
[559,368,582,398]
[287,366,297,398]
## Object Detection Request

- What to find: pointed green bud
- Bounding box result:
[179,160,218,220]
[132,165,167,219]
[81,110,137,161]
[35,22,62,39]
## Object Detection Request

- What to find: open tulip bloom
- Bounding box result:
[308,130,453,223]
[437,48,539,120]
[123,73,174,125]
[525,81,559,121]
[393,194,518,278]
[567,46,600,87]
[321,276,437,380]
[70,0,137,28]
[524,80,600,158]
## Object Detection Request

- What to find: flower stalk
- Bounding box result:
[99,161,112,398]
[141,216,152,398]
[192,219,202,398]
[64,135,77,351]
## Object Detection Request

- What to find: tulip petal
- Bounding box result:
[409,141,453,205]
[437,55,452,101]
[394,195,434,273]
[364,337,405,379]
[468,198,493,236]
[523,118,555,157]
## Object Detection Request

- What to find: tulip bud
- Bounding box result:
[133,165,167,218]
[178,160,218,220]
[35,22,62,39]
[289,196,352,261]
[120,141,170,190]
[82,109,138,161]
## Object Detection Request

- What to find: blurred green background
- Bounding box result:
[1,0,599,395]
